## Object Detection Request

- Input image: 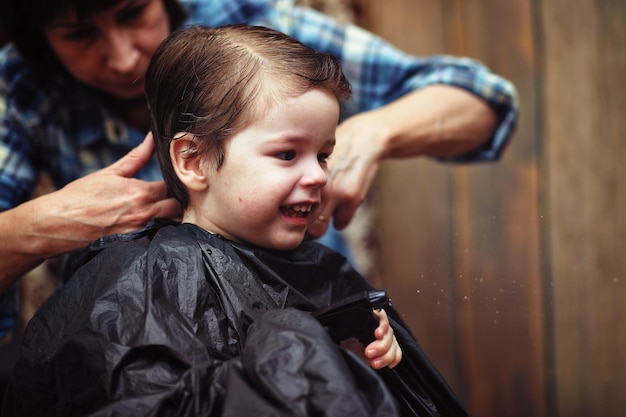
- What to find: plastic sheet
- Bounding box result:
[1,220,468,417]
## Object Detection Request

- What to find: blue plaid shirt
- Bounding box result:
[0,0,518,340]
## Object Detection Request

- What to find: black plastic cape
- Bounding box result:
[2,220,468,417]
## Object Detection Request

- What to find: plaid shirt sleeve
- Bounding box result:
[267,0,519,161]
[183,0,518,160]
[0,59,34,340]
[0,46,42,213]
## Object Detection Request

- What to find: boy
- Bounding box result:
[2,25,468,417]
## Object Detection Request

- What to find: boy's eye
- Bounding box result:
[318,153,330,164]
[275,150,296,161]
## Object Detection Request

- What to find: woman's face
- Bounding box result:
[185,88,340,251]
[43,0,170,99]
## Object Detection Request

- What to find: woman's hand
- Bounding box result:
[56,131,182,238]
[307,85,498,239]
[0,132,181,290]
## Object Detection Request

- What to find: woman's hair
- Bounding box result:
[145,24,352,209]
[0,0,187,74]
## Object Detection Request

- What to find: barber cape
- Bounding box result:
[1,220,468,417]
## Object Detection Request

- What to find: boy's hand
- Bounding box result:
[340,308,402,369]
[364,309,402,369]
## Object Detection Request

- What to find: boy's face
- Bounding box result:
[43,0,170,100]
[187,88,340,250]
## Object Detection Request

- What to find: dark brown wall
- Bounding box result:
[541,1,626,416]
[353,1,626,417]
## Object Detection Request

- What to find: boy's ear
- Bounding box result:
[170,133,208,191]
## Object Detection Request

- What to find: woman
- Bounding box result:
[0,0,518,340]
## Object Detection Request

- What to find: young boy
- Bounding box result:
[2,25,468,417]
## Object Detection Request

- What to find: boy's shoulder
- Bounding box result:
[63,219,237,282]
[62,218,180,277]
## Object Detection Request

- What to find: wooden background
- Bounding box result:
[1,1,625,416]
[343,1,625,416]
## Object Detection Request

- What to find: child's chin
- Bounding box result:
[270,235,305,251]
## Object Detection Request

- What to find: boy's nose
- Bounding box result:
[301,161,329,188]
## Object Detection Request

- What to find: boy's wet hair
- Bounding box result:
[145,24,352,209]
[1,0,187,75]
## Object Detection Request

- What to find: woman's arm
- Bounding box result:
[0,133,180,293]
[268,5,518,236]
[310,84,500,236]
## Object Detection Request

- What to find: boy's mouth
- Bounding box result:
[281,204,313,218]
